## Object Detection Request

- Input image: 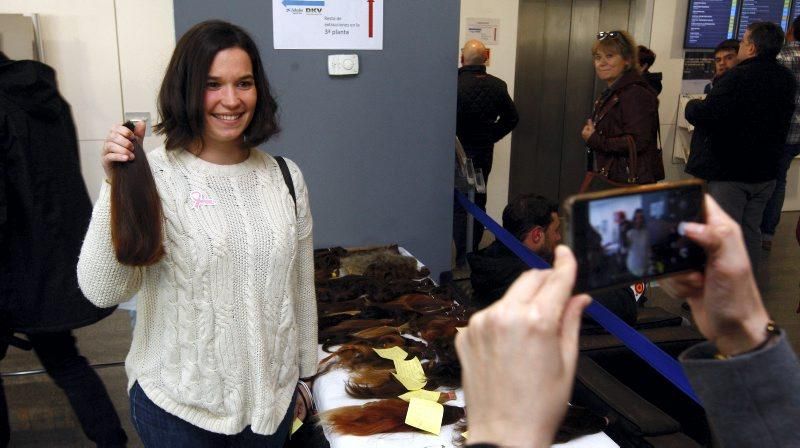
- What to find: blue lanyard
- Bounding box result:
[455,190,700,405]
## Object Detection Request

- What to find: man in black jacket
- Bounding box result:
[0,53,126,446]
[685,22,796,272]
[468,194,637,325]
[455,40,518,262]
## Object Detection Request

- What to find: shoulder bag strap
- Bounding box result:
[275,156,297,215]
[624,135,638,183]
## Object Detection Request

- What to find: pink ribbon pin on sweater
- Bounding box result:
[190,190,217,209]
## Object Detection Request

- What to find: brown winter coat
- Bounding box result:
[587,70,664,184]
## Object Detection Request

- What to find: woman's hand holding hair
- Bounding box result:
[101,121,145,179]
[661,194,771,357]
[456,246,592,448]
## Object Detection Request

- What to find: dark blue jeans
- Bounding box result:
[0,331,127,448]
[761,143,800,238]
[130,382,294,448]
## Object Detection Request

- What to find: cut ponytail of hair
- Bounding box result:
[110,121,165,266]
[318,399,465,436]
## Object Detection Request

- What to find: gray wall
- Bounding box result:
[173,0,459,277]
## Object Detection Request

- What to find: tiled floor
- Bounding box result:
[2,311,139,447]
[3,213,799,447]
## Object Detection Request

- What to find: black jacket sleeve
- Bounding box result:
[0,113,9,245]
[491,83,519,143]
[685,71,738,128]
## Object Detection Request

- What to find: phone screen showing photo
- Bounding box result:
[571,184,706,293]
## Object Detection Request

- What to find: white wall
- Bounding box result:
[459,0,519,221]
[0,0,175,202]
[115,0,176,153]
[648,0,800,210]
[647,0,694,185]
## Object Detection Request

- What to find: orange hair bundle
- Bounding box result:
[318,319,395,340]
[378,294,454,315]
[418,318,468,342]
[319,399,464,436]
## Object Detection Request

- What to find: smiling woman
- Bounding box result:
[199,48,258,161]
[580,29,663,187]
[154,20,279,155]
[78,20,317,448]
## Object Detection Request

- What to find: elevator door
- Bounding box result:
[509,0,635,203]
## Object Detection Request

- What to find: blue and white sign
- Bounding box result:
[273,0,384,50]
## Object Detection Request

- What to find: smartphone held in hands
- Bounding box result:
[564,180,706,294]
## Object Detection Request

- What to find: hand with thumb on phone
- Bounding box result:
[661,194,771,357]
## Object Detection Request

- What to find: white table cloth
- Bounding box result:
[313,347,618,448]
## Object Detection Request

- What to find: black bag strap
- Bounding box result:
[275,156,297,215]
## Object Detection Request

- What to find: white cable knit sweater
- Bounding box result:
[77,146,318,436]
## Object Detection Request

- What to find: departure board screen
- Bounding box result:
[737,0,791,38]
[791,0,800,22]
[685,0,739,48]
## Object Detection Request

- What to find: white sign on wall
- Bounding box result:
[465,18,499,46]
[273,0,383,50]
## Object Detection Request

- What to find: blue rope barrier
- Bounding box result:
[455,190,701,405]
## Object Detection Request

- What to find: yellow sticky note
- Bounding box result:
[393,357,427,390]
[372,346,408,361]
[394,357,426,380]
[462,430,469,439]
[398,389,441,402]
[392,372,427,390]
[405,397,444,435]
[291,418,303,435]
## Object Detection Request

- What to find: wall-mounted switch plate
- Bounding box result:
[328,54,359,76]
[124,112,152,136]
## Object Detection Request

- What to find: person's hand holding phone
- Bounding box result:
[456,246,592,448]
[661,195,771,357]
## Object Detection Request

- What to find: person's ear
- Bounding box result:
[529,227,544,246]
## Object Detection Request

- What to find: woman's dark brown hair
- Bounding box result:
[110,21,277,265]
[110,122,164,266]
[154,20,279,150]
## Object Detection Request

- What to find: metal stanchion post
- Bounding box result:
[465,159,476,254]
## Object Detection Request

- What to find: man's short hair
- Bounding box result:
[714,39,740,55]
[637,45,656,68]
[792,15,800,41]
[746,21,785,59]
[502,194,559,242]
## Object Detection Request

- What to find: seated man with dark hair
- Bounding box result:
[467,194,638,325]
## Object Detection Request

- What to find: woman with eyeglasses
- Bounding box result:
[581,30,664,186]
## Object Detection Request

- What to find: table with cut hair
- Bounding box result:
[310,246,618,448]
